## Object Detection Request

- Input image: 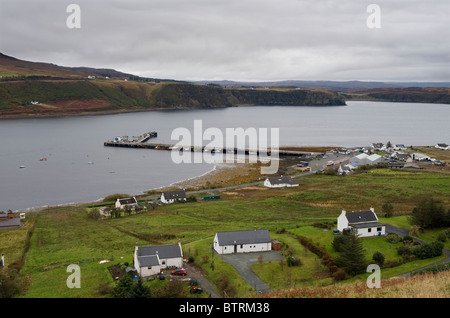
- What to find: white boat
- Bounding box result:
[19,165,26,168]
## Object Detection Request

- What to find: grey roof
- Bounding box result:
[266,176,298,185]
[350,222,385,228]
[346,210,378,224]
[0,218,20,228]
[136,244,182,259]
[137,255,160,267]
[118,197,137,205]
[216,229,271,246]
[162,190,187,200]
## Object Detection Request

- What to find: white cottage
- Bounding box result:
[214,229,272,255]
[115,197,139,210]
[134,243,183,277]
[160,190,187,204]
[264,176,299,188]
[337,208,385,238]
[435,143,449,150]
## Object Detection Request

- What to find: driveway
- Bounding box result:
[219,251,284,293]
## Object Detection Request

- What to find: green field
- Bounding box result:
[2,168,449,298]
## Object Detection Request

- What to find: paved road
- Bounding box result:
[218,251,284,293]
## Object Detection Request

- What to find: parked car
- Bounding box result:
[171,268,187,276]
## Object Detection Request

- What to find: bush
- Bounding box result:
[372,251,385,266]
[412,241,444,259]
[437,231,447,243]
[332,269,347,281]
[385,233,400,244]
[286,256,301,267]
[402,235,414,245]
[397,246,412,257]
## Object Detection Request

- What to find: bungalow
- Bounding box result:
[214,229,272,255]
[115,197,139,210]
[337,208,385,238]
[134,243,183,277]
[435,143,450,150]
[412,153,431,161]
[394,153,411,162]
[160,190,187,204]
[264,176,299,188]
[393,144,407,150]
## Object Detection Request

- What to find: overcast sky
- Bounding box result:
[0,0,449,82]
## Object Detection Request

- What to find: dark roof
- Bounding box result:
[216,229,271,246]
[266,176,298,185]
[118,197,137,205]
[137,255,160,267]
[162,190,187,200]
[346,210,378,224]
[136,244,182,259]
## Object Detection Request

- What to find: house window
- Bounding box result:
[368,228,372,233]
[161,260,166,265]
[377,227,382,232]
[147,266,152,269]
[240,244,243,249]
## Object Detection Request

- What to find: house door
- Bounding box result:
[234,245,237,253]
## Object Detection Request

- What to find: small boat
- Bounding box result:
[39,158,47,161]
[19,165,26,169]
[88,162,94,165]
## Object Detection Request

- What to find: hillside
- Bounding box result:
[0,80,345,118]
[341,87,450,104]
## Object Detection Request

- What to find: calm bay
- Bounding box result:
[0,101,448,211]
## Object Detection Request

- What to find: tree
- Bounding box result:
[112,275,134,298]
[409,197,448,229]
[335,232,367,276]
[382,201,394,218]
[130,278,152,298]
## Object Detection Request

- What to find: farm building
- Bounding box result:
[337,208,385,238]
[161,190,187,204]
[213,229,272,255]
[134,243,183,277]
[264,176,299,188]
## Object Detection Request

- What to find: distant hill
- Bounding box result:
[194,79,450,92]
[1,52,447,119]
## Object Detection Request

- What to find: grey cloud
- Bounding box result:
[0,0,448,81]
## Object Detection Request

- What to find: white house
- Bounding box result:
[213,229,272,255]
[413,153,431,161]
[160,190,187,204]
[435,143,450,150]
[134,243,183,277]
[264,176,299,188]
[115,197,139,210]
[337,208,386,238]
